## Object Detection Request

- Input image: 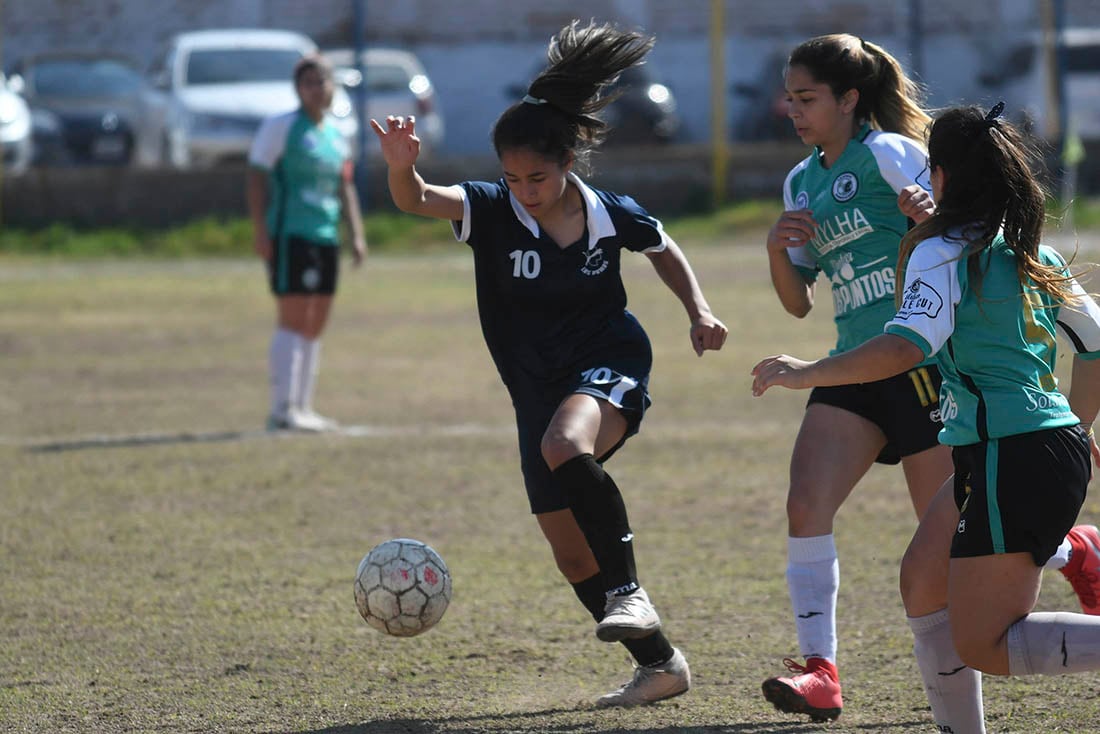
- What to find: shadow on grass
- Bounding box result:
[24,428,273,452]
[285,709,931,734]
[20,423,509,453]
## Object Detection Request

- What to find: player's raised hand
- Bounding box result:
[369,115,421,169]
[897,184,935,223]
[766,209,817,254]
[690,313,729,356]
[750,354,817,396]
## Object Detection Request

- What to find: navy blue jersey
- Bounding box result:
[450,174,667,389]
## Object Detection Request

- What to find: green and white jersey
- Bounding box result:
[886,233,1100,445]
[248,108,351,245]
[783,123,930,357]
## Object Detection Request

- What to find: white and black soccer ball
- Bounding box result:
[354,538,452,637]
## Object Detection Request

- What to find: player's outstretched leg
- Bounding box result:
[1060,525,1100,615]
[762,657,843,723]
[596,646,690,708]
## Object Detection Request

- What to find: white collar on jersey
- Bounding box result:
[507,172,616,250]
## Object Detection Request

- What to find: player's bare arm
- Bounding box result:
[751,334,923,396]
[646,241,728,356]
[766,209,817,318]
[370,115,464,221]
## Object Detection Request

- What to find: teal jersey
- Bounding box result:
[783,124,931,358]
[248,109,351,245]
[887,233,1100,445]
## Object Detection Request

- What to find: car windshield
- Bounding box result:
[32,59,142,97]
[366,64,412,93]
[185,48,304,85]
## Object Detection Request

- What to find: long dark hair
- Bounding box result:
[897,105,1075,304]
[788,33,930,143]
[491,20,655,173]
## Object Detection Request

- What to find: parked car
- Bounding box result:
[0,73,33,174]
[8,52,180,168]
[506,62,679,146]
[150,29,359,168]
[730,51,792,142]
[323,47,444,157]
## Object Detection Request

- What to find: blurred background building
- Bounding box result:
[3,0,1099,224]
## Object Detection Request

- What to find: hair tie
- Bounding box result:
[984,101,1005,129]
[522,94,548,106]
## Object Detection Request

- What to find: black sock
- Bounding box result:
[553,454,638,596]
[572,574,674,666]
[571,574,607,622]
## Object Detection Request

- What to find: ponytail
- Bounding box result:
[492,20,655,172]
[897,105,1077,305]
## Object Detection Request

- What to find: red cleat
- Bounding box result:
[1061,524,1100,615]
[762,657,842,722]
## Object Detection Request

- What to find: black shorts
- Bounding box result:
[512,357,652,515]
[951,425,1091,565]
[268,235,340,295]
[807,365,942,464]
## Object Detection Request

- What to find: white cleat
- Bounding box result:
[596,647,691,708]
[266,409,338,433]
[296,409,340,432]
[596,587,661,642]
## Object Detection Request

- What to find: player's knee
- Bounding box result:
[951,627,1006,675]
[785,487,831,530]
[898,548,920,608]
[540,430,582,469]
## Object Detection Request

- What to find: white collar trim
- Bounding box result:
[507,172,616,250]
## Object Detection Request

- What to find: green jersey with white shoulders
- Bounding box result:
[783,123,931,358]
[248,108,351,245]
[886,232,1100,445]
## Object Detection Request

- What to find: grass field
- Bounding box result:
[3,231,1100,733]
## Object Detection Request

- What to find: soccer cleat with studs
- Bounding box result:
[762,657,843,723]
[1061,524,1100,615]
[595,647,690,707]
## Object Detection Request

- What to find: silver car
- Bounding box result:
[324,47,445,157]
[151,29,359,168]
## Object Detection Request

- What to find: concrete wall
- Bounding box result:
[2,142,806,228]
[6,1,1100,154]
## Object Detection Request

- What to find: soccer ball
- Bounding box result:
[354,538,452,637]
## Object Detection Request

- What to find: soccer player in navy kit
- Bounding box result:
[758,34,1098,723]
[754,104,1100,734]
[246,54,366,432]
[370,20,727,707]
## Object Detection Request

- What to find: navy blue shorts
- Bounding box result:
[511,355,652,515]
[951,425,1090,565]
[268,235,340,295]
[807,365,943,464]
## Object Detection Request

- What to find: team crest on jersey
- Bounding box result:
[794,191,810,209]
[581,247,608,276]
[832,172,859,202]
[897,278,943,319]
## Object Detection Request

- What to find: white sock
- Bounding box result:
[787,534,839,663]
[1044,538,1073,571]
[295,336,320,413]
[269,327,301,416]
[908,610,986,733]
[1008,612,1100,675]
